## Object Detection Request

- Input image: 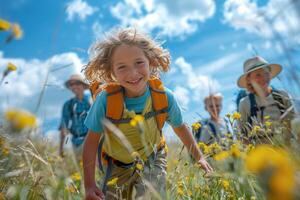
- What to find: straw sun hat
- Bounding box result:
[237,56,282,88]
[64,74,89,89]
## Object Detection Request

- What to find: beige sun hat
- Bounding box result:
[237,56,282,88]
[65,74,89,89]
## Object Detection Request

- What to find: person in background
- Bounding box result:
[193,93,234,146]
[59,74,91,160]
[237,56,295,144]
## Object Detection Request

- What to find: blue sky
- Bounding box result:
[1,0,300,138]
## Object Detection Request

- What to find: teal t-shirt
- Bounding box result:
[85,85,183,133]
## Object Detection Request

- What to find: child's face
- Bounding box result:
[205,98,222,119]
[247,68,270,91]
[111,44,150,97]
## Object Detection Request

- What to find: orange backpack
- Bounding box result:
[90,77,168,131]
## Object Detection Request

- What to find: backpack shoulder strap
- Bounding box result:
[207,121,217,139]
[271,89,285,115]
[90,81,103,101]
[103,83,124,120]
[248,93,258,124]
[148,78,168,131]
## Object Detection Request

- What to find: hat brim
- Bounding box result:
[237,63,282,88]
[65,80,89,89]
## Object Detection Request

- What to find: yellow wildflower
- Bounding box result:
[0,19,11,30]
[253,125,261,132]
[4,109,37,131]
[265,121,272,128]
[264,115,270,120]
[192,122,201,131]
[65,185,76,193]
[221,179,230,190]
[11,23,23,39]
[230,144,241,158]
[177,187,184,196]
[2,146,9,156]
[232,112,241,120]
[187,190,192,197]
[130,115,144,127]
[213,151,230,161]
[135,163,143,171]
[7,62,17,71]
[0,137,4,147]
[70,172,81,181]
[245,145,296,199]
[107,177,118,187]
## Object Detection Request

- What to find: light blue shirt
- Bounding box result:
[85,85,183,133]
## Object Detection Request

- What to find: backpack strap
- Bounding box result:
[90,81,103,101]
[148,78,169,131]
[207,121,217,139]
[271,89,285,115]
[104,83,124,120]
[248,93,258,125]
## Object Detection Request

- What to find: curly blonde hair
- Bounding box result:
[83,28,170,84]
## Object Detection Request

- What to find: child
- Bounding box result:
[59,74,91,159]
[193,93,233,145]
[82,28,212,200]
[237,56,295,143]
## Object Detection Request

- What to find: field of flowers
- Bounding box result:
[1,110,300,200]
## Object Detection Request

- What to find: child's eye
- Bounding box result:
[117,65,126,70]
[136,61,145,66]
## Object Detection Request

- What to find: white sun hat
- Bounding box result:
[237,56,282,88]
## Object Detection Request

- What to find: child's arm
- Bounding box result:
[172,123,213,173]
[83,130,105,200]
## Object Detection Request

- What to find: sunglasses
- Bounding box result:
[68,81,83,86]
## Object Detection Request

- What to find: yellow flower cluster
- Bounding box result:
[213,143,242,161]
[245,145,296,200]
[192,122,201,131]
[4,109,37,131]
[135,163,143,171]
[232,112,241,120]
[130,115,144,127]
[177,181,185,196]
[220,179,230,190]
[107,177,118,187]
[70,172,81,181]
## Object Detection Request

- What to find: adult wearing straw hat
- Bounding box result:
[237,56,295,144]
[59,74,92,160]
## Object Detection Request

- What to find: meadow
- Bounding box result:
[1,111,300,200]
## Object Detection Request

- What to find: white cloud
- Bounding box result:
[110,0,216,37]
[198,53,242,75]
[173,86,190,109]
[223,0,300,45]
[0,52,86,123]
[174,57,221,102]
[92,21,104,39]
[66,0,97,21]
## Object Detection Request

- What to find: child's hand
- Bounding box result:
[197,157,213,175]
[85,186,105,200]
